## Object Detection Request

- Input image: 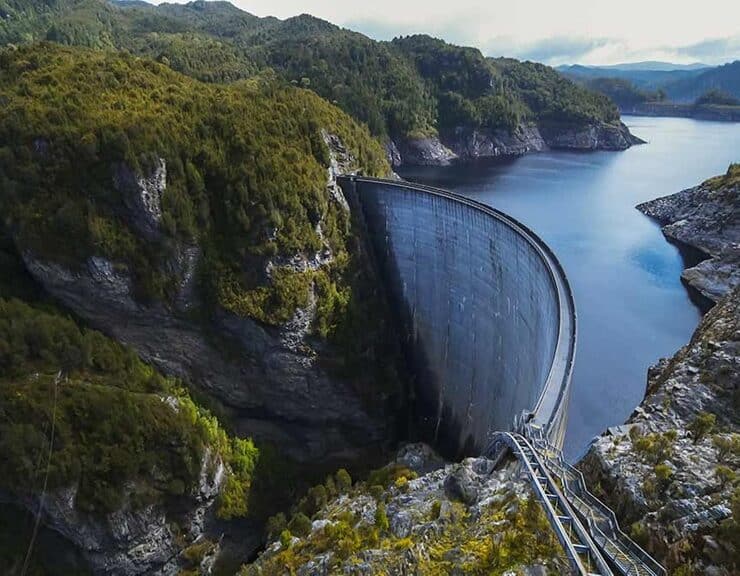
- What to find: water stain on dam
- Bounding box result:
[339,177,576,457]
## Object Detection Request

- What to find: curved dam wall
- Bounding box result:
[339,177,576,454]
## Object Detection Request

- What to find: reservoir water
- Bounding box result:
[398,116,740,460]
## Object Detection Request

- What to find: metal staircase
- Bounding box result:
[525,425,666,576]
[485,427,666,576]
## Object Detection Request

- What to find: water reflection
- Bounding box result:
[399,116,739,459]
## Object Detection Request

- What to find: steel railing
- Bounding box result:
[523,424,666,576]
[486,431,614,576]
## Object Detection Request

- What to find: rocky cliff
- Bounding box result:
[2,448,224,576]
[581,167,740,574]
[580,287,739,574]
[637,164,740,304]
[389,121,642,166]
[0,45,404,576]
[242,444,567,575]
[18,138,394,464]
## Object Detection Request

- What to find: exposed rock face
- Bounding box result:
[19,135,392,464]
[244,444,568,575]
[390,121,641,166]
[580,287,739,574]
[637,172,740,302]
[112,158,167,241]
[539,121,643,150]
[446,124,547,159]
[393,136,458,166]
[2,448,225,576]
[384,139,403,168]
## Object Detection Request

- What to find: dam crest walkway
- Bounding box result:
[486,424,666,576]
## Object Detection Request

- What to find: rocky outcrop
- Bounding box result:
[539,121,643,150]
[2,446,225,576]
[18,136,393,464]
[392,136,458,166]
[580,168,740,574]
[445,124,547,159]
[637,168,740,303]
[390,120,642,166]
[580,286,739,574]
[243,444,567,575]
[112,158,167,242]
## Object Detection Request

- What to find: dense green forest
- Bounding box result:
[0,36,402,572]
[579,77,740,111]
[0,43,387,324]
[0,0,623,140]
[695,89,740,107]
[0,253,258,519]
[581,77,665,108]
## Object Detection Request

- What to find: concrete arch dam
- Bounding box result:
[339,176,576,454]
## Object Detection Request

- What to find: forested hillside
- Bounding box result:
[0,41,401,573]
[0,43,387,316]
[0,0,627,153]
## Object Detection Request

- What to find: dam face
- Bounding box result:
[339,177,576,454]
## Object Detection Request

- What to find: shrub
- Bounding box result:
[335,469,352,492]
[266,513,287,540]
[430,500,442,520]
[654,463,674,492]
[279,529,293,549]
[715,465,736,489]
[374,501,389,532]
[632,430,676,463]
[689,411,716,443]
[712,434,740,463]
[288,513,312,538]
[394,476,409,491]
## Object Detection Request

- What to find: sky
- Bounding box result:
[150,0,740,66]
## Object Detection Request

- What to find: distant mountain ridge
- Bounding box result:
[569,61,711,72]
[0,0,640,165]
[559,59,740,107]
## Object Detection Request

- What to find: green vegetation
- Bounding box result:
[630,427,677,464]
[688,411,716,443]
[712,433,740,463]
[715,465,736,489]
[0,43,387,326]
[0,0,624,143]
[704,163,740,191]
[694,89,740,107]
[583,77,666,108]
[489,57,620,127]
[243,472,562,576]
[0,297,257,516]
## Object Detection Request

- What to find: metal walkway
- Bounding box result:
[485,427,666,576]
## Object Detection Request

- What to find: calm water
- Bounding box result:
[398,116,740,460]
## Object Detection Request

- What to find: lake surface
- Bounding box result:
[398,116,740,460]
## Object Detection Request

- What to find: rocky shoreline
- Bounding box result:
[637,165,740,304]
[622,103,740,122]
[581,166,739,575]
[388,120,643,166]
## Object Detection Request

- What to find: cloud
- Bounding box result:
[482,36,614,64]
[673,35,740,63]
[149,0,740,67]
[344,16,478,46]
